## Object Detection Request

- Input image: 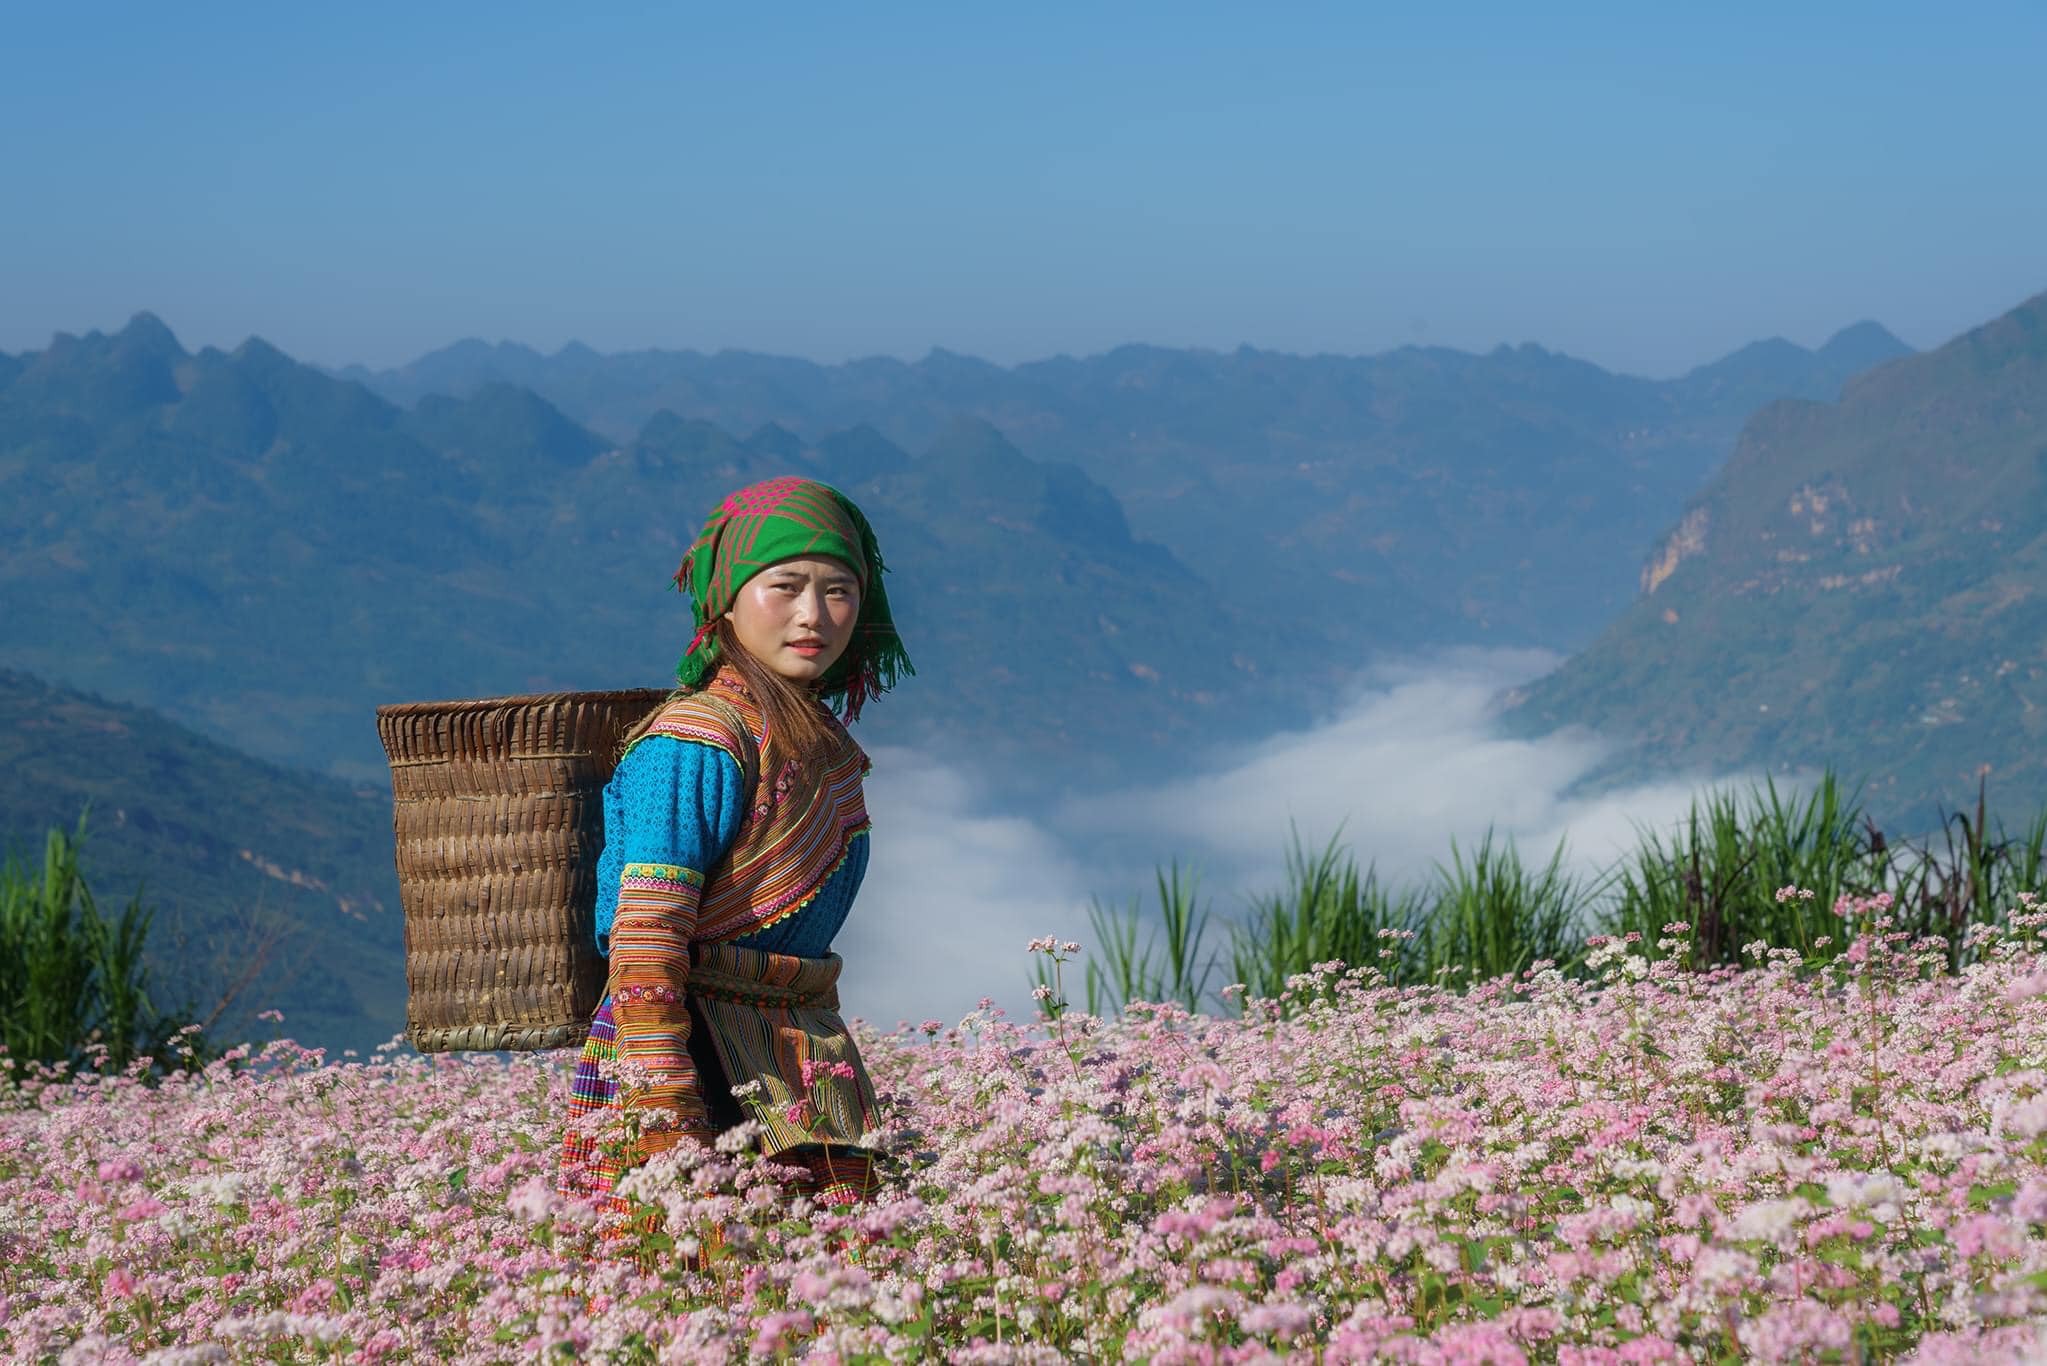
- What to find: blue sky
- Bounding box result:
[4,1,2043,375]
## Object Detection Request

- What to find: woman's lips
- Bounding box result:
[789,642,823,654]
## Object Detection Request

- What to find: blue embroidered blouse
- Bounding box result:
[592,734,866,960]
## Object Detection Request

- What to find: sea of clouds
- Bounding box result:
[838,644,1797,1031]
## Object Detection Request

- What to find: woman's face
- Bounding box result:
[723,555,862,685]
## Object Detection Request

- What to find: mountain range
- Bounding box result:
[24,296,2047,1052]
[3,311,1913,797]
[337,319,1914,659]
[0,316,1302,792]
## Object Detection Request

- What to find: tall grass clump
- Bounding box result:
[1075,821,1607,1018]
[1036,860,1220,1016]
[1604,771,1870,966]
[1226,820,1424,1000]
[1607,770,2047,971]
[1420,824,1603,984]
[1058,765,2047,1017]
[0,811,208,1076]
[1882,780,2047,967]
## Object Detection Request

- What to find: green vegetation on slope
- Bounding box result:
[1499,290,2047,838]
[0,669,404,1055]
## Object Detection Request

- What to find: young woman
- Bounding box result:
[557,475,913,1224]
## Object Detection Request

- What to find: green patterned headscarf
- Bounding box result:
[671,476,913,722]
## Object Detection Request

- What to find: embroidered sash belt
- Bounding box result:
[686,940,881,1157]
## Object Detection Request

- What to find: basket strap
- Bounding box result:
[696,694,760,791]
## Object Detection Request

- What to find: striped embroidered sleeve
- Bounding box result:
[603,734,749,1150]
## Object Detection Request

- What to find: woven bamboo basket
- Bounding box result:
[375,688,670,1052]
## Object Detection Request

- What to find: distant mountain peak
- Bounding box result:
[119,311,185,358]
[439,337,542,362]
[1965,289,2047,361]
[230,335,290,366]
[1677,320,1914,408]
[746,421,804,459]
[917,346,1002,377]
[815,425,910,483]
[929,413,1021,459]
[7,310,186,414]
[1821,319,1903,350]
[469,379,559,410]
[400,380,605,467]
[635,408,745,456]
[1817,320,1912,369]
[1726,336,1806,362]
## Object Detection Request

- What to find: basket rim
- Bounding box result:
[375,686,674,722]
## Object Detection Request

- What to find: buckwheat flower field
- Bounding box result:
[9,894,2047,1362]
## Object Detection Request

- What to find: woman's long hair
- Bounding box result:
[617,616,846,765]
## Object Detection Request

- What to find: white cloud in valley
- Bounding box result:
[831,749,1100,1033]
[838,645,1793,1033]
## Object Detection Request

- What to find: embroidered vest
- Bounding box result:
[628,670,871,944]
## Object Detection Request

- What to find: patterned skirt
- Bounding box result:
[557,993,880,1219]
